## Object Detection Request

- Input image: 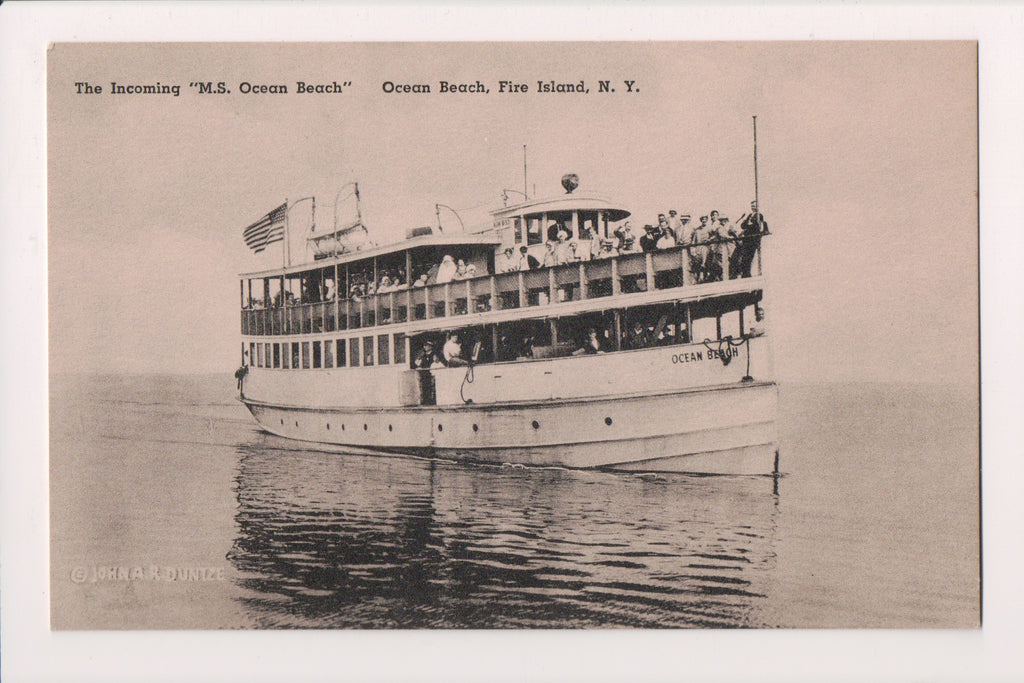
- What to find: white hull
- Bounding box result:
[242,380,778,475]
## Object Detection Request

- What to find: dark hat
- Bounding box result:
[503,246,513,254]
[644,224,656,231]
[423,339,434,346]
[519,246,528,253]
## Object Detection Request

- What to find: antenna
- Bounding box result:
[523,144,528,199]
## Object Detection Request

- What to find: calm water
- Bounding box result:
[50,375,979,629]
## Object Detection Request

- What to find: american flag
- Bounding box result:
[242,203,287,253]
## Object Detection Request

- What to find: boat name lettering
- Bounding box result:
[296,81,352,94]
[671,347,741,365]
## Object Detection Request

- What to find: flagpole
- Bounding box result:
[284,198,290,268]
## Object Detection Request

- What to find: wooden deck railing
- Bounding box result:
[241,238,763,336]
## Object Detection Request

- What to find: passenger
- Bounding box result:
[454,259,469,280]
[656,223,676,250]
[667,210,684,239]
[597,239,616,258]
[622,319,653,350]
[517,245,541,270]
[572,327,605,355]
[547,222,561,242]
[498,246,517,273]
[413,339,439,369]
[657,213,677,243]
[542,241,559,267]
[465,263,478,278]
[747,305,767,336]
[413,273,429,287]
[443,331,469,366]
[424,263,439,285]
[436,254,458,284]
[704,219,725,282]
[688,216,712,283]
[555,234,574,265]
[639,224,660,252]
[378,275,393,293]
[614,222,638,253]
[676,214,692,246]
[736,201,767,278]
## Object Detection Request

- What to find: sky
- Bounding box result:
[47,41,978,383]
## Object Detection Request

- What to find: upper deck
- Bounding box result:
[238,182,768,338]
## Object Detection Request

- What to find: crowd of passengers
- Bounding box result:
[497,201,767,284]
[244,203,766,308]
[410,306,765,370]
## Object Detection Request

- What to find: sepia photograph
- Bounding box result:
[47,40,979,630]
[3,3,1023,682]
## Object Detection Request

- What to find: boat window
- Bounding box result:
[363,336,374,366]
[514,217,523,244]
[312,341,322,369]
[496,319,550,361]
[336,339,346,367]
[324,339,334,368]
[720,310,741,340]
[291,342,300,368]
[377,334,390,365]
[301,342,311,369]
[256,343,263,368]
[249,342,256,367]
[264,343,271,369]
[349,338,360,367]
[394,333,407,365]
[526,216,543,245]
[273,343,281,368]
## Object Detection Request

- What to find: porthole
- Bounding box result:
[472,424,479,432]
[438,424,443,432]
[388,424,393,432]
[295,421,298,427]
[326,423,330,430]
[605,417,613,426]
[280,419,284,425]
[363,424,368,431]
[341,424,346,431]
[531,420,540,430]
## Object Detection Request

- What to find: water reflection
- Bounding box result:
[228,438,780,628]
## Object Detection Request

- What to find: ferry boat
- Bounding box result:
[236,173,777,475]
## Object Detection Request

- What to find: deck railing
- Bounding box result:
[241,237,763,335]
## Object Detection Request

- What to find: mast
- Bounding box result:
[752,116,759,212]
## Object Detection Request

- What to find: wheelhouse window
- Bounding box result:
[291,342,300,369]
[312,341,322,369]
[324,339,334,368]
[301,342,311,369]
[273,343,281,368]
[377,335,390,365]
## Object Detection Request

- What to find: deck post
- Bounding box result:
[444,283,452,317]
[550,319,558,345]
[389,292,395,324]
[465,280,472,314]
[611,257,621,296]
[424,287,432,319]
[549,267,557,303]
[645,252,655,291]
[613,309,622,351]
[682,247,693,286]
[579,262,588,300]
[489,275,498,311]
[518,271,526,308]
